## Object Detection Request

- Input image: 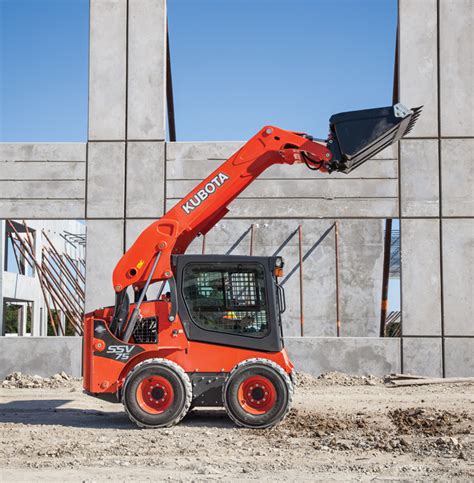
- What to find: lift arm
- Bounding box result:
[113,125,332,292]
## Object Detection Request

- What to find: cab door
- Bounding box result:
[174,255,283,352]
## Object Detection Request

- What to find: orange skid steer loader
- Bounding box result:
[83,104,420,428]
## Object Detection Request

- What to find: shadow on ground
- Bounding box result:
[0,399,234,430]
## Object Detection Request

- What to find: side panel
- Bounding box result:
[83,312,293,396]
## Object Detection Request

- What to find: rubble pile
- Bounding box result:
[296,371,383,388]
[1,372,81,389]
[259,407,472,460]
[389,407,469,436]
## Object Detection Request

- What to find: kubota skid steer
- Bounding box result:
[83,104,420,428]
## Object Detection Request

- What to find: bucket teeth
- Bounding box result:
[403,106,423,136]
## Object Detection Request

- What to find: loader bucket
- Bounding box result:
[327,103,422,173]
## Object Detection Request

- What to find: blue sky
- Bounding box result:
[0,0,400,309]
[0,0,89,142]
[1,0,397,142]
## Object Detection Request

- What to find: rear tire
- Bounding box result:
[122,358,191,428]
[223,358,292,429]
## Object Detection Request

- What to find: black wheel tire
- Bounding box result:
[122,358,192,428]
[223,358,292,429]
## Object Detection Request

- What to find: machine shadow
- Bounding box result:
[0,399,234,430]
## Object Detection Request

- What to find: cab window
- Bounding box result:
[182,263,269,337]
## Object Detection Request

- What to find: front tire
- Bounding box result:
[223,358,292,429]
[122,358,191,428]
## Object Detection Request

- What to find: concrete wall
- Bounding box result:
[399,0,473,376]
[166,142,398,218]
[0,337,82,378]
[0,144,86,218]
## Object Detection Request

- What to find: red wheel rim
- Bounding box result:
[237,375,277,415]
[136,375,174,414]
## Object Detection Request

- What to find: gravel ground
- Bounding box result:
[0,373,472,481]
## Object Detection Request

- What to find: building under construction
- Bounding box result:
[0,0,472,379]
[0,220,85,337]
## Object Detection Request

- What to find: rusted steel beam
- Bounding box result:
[298,224,304,337]
[250,224,255,256]
[41,262,83,321]
[380,219,393,337]
[334,221,341,337]
[201,234,206,255]
[44,246,85,296]
[42,250,85,305]
[63,251,86,284]
[43,230,86,284]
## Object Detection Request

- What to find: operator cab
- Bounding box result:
[173,255,286,352]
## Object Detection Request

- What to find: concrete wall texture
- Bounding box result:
[398,0,474,377]
[0,0,472,377]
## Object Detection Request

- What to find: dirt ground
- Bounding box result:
[0,373,472,481]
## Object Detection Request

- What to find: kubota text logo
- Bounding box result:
[181,172,229,215]
[106,345,134,361]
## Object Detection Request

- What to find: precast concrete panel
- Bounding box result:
[183,218,383,338]
[401,219,442,335]
[0,143,86,161]
[0,200,85,219]
[168,179,398,200]
[87,142,125,218]
[0,181,84,199]
[0,161,85,181]
[166,142,398,180]
[442,219,474,336]
[400,139,439,217]
[89,0,127,140]
[338,220,384,337]
[166,198,399,219]
[440,0,474,137]
[402,337,443,377]
[441,139,474,217]
[285,337,401,376]
[166,142,399,218]
[0,143,87,219]
[127,0,166,140]
[189,219,338,337]
[85,219,124,312]
[0,337,82,378]
[444,338,474,377]
[399,0,438,137]
[126,142,165,218]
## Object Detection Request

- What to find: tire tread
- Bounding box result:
[122,358,192,429]
[223,358,293,429]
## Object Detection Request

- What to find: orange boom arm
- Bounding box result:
[113,126,332,292]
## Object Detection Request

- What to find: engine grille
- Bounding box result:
[133,317,158,344]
